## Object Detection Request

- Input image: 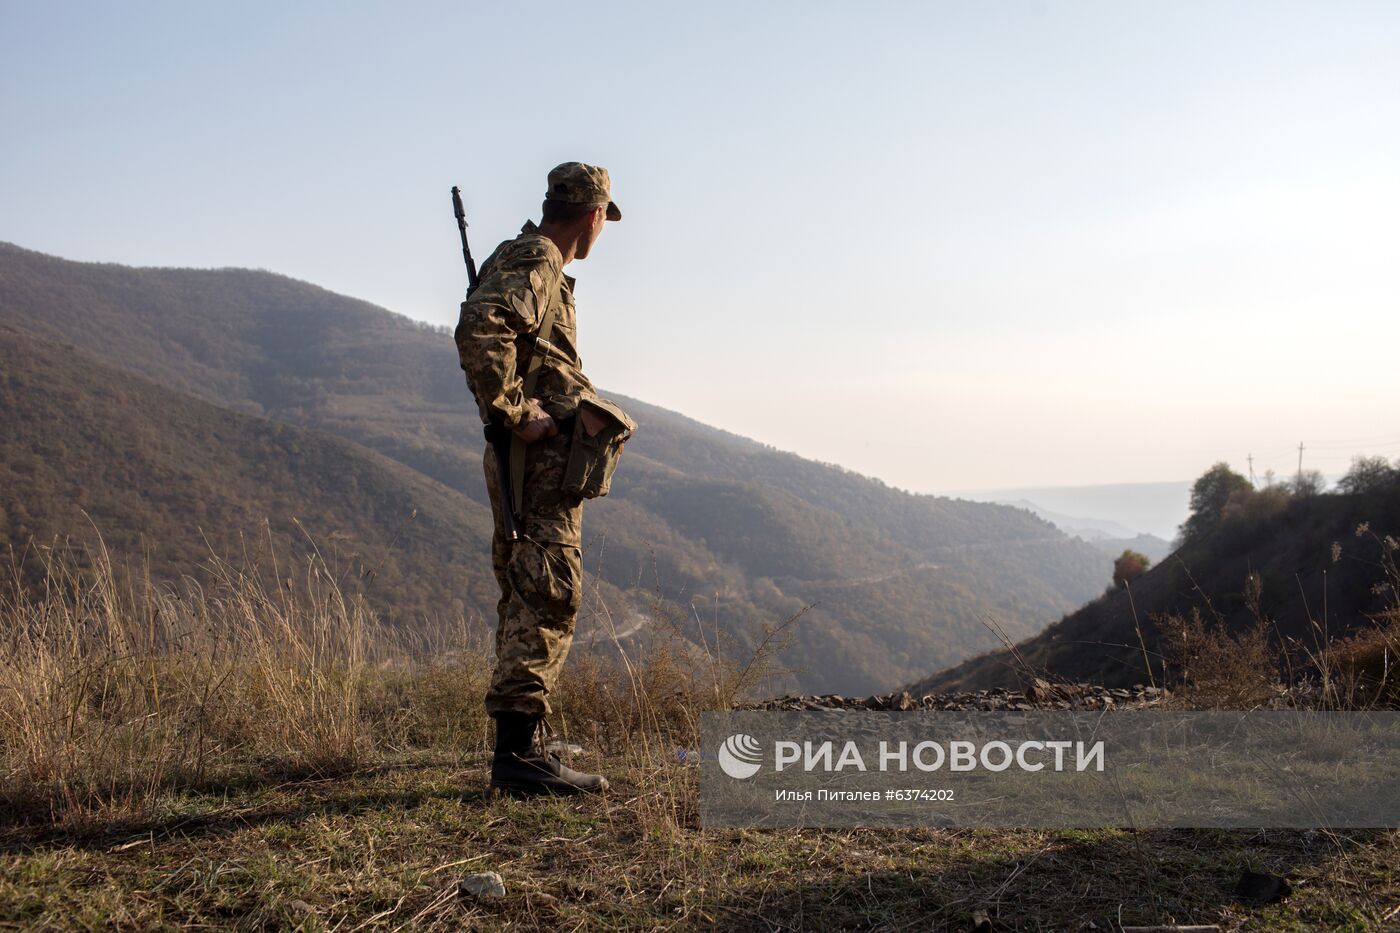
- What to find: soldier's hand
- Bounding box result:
[514,398,558,444]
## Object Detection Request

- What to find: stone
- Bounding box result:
[459,871,507,898]
[1234,869,1291,904]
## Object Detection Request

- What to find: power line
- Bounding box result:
[1301,431,1400,447]
[1306,438,1400,452]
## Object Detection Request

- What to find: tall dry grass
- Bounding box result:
[1316,523,1400,707]
[0,536,490,826]
[0,534,796,831]
[545,561,803,842]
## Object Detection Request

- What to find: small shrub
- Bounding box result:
[1112,550,1150,588]
[1162,609,1281,709]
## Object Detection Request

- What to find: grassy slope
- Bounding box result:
[0,241,1110,693]
[0,755,1393,931]
[912,481,1400,693]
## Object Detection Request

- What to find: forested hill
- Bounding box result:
[0,241,1111,694]
[0,323,500,622]
[911,477,1400,693]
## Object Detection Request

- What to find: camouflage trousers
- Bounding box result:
[482,428,584,718]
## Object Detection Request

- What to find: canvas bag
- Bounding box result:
[562,397,636,499]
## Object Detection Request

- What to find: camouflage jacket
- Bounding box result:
[454,221,596,429]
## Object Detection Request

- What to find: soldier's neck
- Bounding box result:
[536,223,580,266]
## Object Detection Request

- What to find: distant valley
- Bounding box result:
[994,499,1174,563]
[956,480,1191,542]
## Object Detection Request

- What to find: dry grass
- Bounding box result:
[1328,616,1400,708]
[0,534,795,830]
[1161,609,1284,709]
[0,537,491,828]
[1138,522,1400,713]
[1322,525,1400,708]
[0,539,1397,930]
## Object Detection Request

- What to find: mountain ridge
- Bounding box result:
[0,241,1112,693]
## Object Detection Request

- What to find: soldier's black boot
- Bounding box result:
[489,713,608,797]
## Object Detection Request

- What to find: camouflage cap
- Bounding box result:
[545,162,621,221]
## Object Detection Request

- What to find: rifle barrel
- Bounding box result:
[452,186,516,540]
[451,186,479,289]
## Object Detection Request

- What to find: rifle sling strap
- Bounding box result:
[509,264,565,527]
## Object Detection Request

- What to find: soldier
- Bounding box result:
[454,162,622,796]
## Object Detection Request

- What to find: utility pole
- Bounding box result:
[1297,442,1306,485]
[1247,453,1256,487]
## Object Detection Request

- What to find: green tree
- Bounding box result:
[1178,462,1252,545]
[1337,455,1397,495]
[1112,549,1151,588]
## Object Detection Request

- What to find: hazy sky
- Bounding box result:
[4,1,1398,493]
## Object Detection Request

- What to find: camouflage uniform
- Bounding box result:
[454,163,620,718]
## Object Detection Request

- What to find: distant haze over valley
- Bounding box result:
[953,481,1192,542]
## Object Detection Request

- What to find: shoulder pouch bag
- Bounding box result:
[563,397,636,499]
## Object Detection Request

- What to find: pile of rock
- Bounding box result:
[743,682,1169,713]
